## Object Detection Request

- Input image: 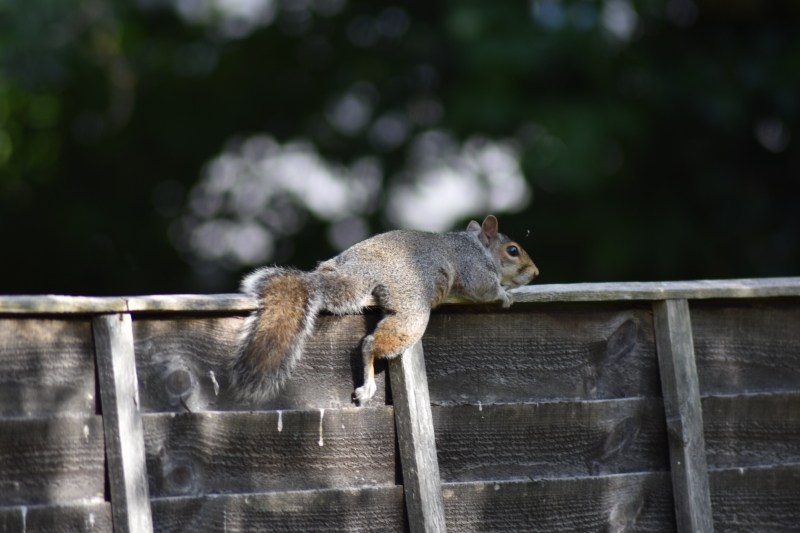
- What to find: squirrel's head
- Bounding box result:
[467,215,539,288]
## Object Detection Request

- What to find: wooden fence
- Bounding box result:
[1,277,799,532]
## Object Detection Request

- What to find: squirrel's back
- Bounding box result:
[317,229,479,310]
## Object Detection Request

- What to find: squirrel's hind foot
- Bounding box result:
[353,380,377,405]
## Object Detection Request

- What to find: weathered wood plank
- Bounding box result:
[126,294,252,313]
[150,486,406,533]
[0,415,105,506]
[0,296,127,314]
[132,314,388,412]
[2,278,799,315]
[653,299,713,533]
[388,341,447,533]
[0,318,97,417]
[132,315,241,413]
[143,407,397,497]
[509,277,800,303]
[93,314,154,533]
[123,277,800,312]
[126,276,790,309]
[691,299,800,395]
[702,392,800,469]
[709,464,800,533]
[127,278,800,312]
[423,304,659,404]
[441,472,675,532]
[0,502,112,533]
[432,398,669,483]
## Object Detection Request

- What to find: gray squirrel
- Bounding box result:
[230,215,538,404]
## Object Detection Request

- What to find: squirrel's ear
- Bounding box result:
[479,215,499,246]
[466,220,481,232]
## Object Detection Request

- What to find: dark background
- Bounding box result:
[1,0,798,295]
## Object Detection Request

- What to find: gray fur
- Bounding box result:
[229,215,538,405]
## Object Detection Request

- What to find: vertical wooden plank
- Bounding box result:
[93,313,154,533]
[653,299,714,533]
[388,341,447,533]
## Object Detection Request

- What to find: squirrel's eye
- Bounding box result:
[506,245,519,257]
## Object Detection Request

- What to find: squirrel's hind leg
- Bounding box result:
[354,334,378,403]
[353,309,429,405]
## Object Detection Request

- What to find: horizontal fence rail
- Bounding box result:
[1,277,799,314]
[1,277,798,533]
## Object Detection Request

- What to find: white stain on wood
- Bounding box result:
[209,370,220,396]
[318,409,325,446]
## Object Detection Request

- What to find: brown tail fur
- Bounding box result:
[229,267,321,403]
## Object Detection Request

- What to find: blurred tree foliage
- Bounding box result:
[0,0,798,294]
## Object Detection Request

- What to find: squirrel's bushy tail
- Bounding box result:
[229,266,321,403]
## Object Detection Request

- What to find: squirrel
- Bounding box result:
[229,214,538,405]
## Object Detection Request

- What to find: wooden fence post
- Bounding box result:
[93,313,154,533]
[388,340,447,533]
[653,299,714,533]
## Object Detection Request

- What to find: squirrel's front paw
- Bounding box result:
[354,380,377,405]
[500,290,513,308]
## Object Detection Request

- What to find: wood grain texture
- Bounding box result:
[0,295,127,314]
[691,299,800,396]
[150,485,406,533]
[0,502,112,533]
[441,472,676,533]
[0,415,105,506]
[132,314,388,412]
[709,464,800,533]
[423,304,659,404]
[508,277,800,303]
[702,392,800,469]
[0,318,96,417]
[123,277,800,311]
[4,277,797,314]
[653,299,713,533]
[432,398,669,483]
[93,314,154,533]
[123,277,800,310]
[143,407,397,497]
[125,294,252,313]
[388,341,447,533]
